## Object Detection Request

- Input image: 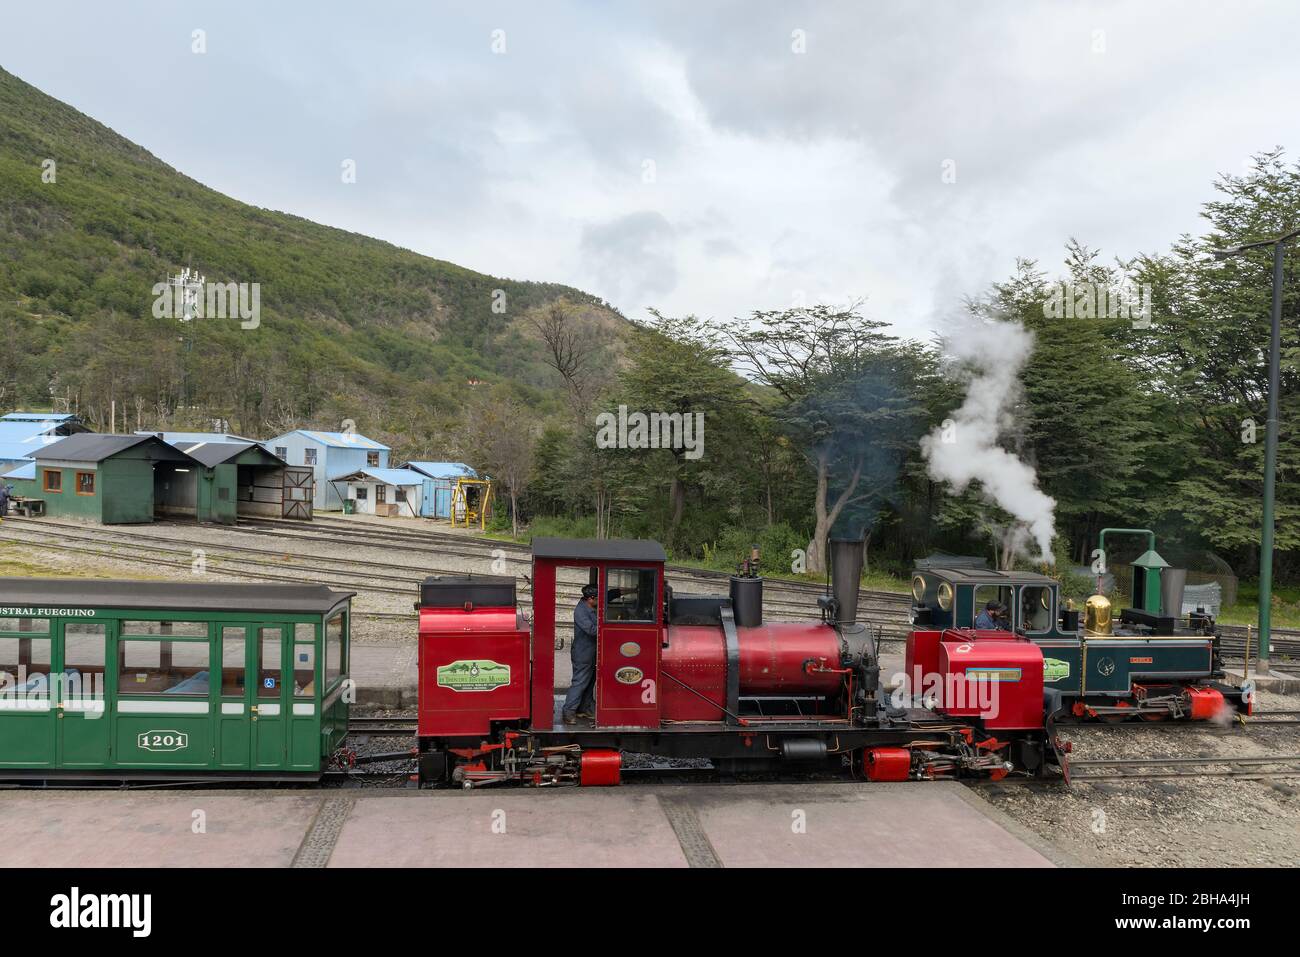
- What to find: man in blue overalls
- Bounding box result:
[563,584,600,725]
[974,600,1009,630]
[0,484,10,522]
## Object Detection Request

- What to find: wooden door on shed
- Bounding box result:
[282,467,314,519]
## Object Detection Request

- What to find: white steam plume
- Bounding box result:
[920,319,1056,563]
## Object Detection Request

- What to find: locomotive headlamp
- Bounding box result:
[911,575,926,603]
[937,583,953,611]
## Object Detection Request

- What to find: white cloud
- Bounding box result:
[2,0,1298,339]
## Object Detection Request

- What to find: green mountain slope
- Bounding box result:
[0,65,625,451]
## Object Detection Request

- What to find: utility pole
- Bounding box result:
[1212,227,1300,674]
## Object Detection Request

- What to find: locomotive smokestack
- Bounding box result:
[829,537,864,625]
[730,544,763,627]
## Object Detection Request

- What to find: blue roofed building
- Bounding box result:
[0,412,90,475]
[336,467,432,518]
[263,429,391,511]
[404,461,478,519]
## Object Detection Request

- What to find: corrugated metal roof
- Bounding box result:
[32,434,193,464]
[0,419,86,463]
[405,461,476,479]
[136,431,258,444]
[270,430,390,451]
[0,412,78,422]
[1,461,35,481]
[174,441,257,467]
[340,467,427,486]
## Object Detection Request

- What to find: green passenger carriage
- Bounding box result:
[0,579,353,780]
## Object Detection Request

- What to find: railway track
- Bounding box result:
[0,517,908,629]
[3,515,1294,653]
[347,716,418,736]
[1066,753,1300,782]
[237,515,914,602]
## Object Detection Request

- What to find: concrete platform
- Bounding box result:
[352,643,418,708]
[1223,666,1300,696]
[0,782,1068,868]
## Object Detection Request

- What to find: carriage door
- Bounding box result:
[56,620,111,767]
[217,625,252,769]
[595,567,661,729]
[251,625,291,768]
[0,615,56,769]
[216,624,290,769]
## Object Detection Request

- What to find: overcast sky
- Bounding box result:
[3,1,1297,339]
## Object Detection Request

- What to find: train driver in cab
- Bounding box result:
[563,584,600,725]
[974,600,1009,630]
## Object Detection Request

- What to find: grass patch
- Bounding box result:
[1217,581,1300,629]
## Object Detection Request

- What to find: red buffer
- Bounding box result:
[864,747,911,782]
[579,750,622,786]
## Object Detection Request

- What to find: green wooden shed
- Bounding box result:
[29,434,198,524]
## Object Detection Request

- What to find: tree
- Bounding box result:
[1134,149,1300,575]
[968,247,1159,565]
[455,388,537,537]
[727,304,931,574]
[613,312,747,548]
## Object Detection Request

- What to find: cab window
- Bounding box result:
[605,568,658,623]
[1019,585,1054,634]
[972,585,1013,628]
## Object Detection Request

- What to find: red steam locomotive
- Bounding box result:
[415,537,1069,788]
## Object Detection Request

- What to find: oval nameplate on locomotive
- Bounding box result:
[619,641,640,658]
[615,666,643,685]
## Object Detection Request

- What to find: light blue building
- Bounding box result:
[405,461,478,519]
[263,430,391,511]
[0,412,89,475]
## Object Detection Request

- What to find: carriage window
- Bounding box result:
[63,623,107,691]
[258,628,282,698]
[605,568,658,623]
[1020,586,1054,634]
[325,614,344,688]
[221,628,246,696]
[122,620,208,638]
[0,636,52,697]
[294,641,316,698]
[118,639,210,695]
[0,618,50,634]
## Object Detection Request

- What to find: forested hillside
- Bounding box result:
[0,65,628,456]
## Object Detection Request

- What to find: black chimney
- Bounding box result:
[829,537,864,625]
